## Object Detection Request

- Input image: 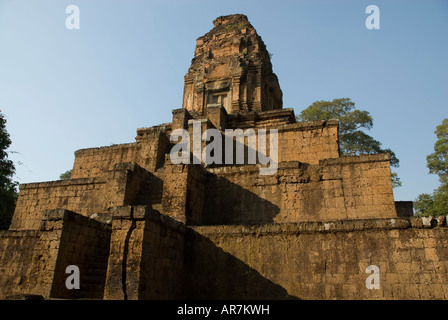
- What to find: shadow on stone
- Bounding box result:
[183,227,299,300]
[202,175,280,225]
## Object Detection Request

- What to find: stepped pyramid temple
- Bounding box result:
[1,14,448,300]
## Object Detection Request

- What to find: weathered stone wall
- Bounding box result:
[185,165,207,225]
[72,128,169,180]
[22,212,64,298]
[181,115,339,167]
[203,154,396,225]
[185,216,448,300]
[319,155,396,220]
[138,209,186,299]
[223,120,339,166]
[227,108,295,129]
[276,120,339,164]
[203,165,280,225]
[224,117,340,166]
[156,161,206,225]
[0,209,111,299]
[104,206,186,300]
[10,178,106,230]
[11,162,152,231]
[160,162,190,224]
[103,162,151,209]
[44,210,111,299]
[71,143,138,179]
[0,230,41,299]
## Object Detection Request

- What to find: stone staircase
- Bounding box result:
[81,254,109,299]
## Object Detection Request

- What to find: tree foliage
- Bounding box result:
[413,193,434,215]
[296,98,401,187]
[414,118,448,216]
[0,110,18,229]
[60,170,72,180]
[426,118,448,185]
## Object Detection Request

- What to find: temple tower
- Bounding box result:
[182,14,283,117]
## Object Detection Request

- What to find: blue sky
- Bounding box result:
[0,0,447,202]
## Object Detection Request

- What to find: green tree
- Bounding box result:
[413,193,434,215]
[414,118,448,216]
[59,169,72,180]
[296,98,401,187]
[426,118,448,185]
[0,110,18,229]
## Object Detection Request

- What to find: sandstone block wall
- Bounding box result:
[138,209,186,299]
[11,178,106,230]
[156,160,206,225]
[11,162,154,231]
[159,162,190,224]
[186,216,448,300]
[44,210,111,299]
[319,154,396,220]
[4,214,448,300]
[203,165,280,225]
[203,154,396,225]
[0,230,41,298]
[185,165,207,225]
[104,206,186,300]
[183,116,339,166]
[104,206,147,300]
[227,109,295,129]
[103,162,151,209]
[276,120,339,164]
[71,127,168,180]
[22,212,66,298]
[0,209,111,299]
[71,143,137,179]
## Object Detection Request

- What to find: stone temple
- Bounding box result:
[1,14,447,300]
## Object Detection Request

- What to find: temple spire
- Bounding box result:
[182,14,283,117]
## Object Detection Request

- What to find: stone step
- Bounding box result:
[92,255,109,262]
[88,255,109,265]
[86,267,107,277]
[87,261,108,271]
[82,283,105,294]
[84,275,106,285]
